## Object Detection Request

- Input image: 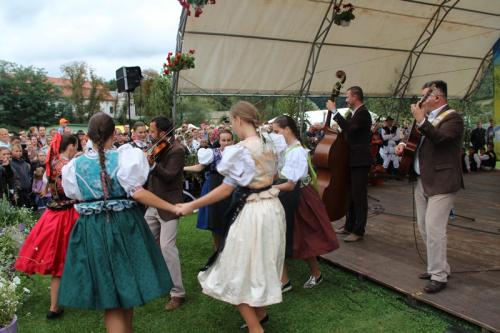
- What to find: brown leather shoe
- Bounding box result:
[419,272,431,280]
[423,280,447,293]
[335,226,350,235]
[165,296,185,311]
[344,234,363,242]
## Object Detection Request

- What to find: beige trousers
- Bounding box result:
[414,179,456,283]
[145,207,185,297]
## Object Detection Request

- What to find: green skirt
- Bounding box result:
[58,206,172,309]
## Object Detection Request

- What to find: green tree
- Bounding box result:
[85,69,109,117]
[0,60,65,129]
[141,75,174,120]
[60,61,108,121]
[133,69,161,119]
[60,61,86,121]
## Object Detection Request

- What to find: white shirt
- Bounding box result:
[280,142,308,183]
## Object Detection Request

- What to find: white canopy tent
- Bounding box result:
[174,0,499,104]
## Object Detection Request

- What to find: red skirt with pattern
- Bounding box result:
[15,207,78,277]
[293,184,339,259]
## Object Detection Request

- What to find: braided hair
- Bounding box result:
[87,112,115,198]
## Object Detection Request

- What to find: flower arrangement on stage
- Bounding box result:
[178,0,216,17]
[333,3,355,26]
[163,49,196,76]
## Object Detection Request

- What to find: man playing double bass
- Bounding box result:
[326,86,372,242]
[395,80,464,293]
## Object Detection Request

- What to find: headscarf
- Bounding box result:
[46,132,62,179]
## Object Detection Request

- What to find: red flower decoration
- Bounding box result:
[163,49,196,76]
[178,0,215,18]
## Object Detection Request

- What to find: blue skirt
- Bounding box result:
[196,174,211,230]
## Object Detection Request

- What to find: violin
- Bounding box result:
[146,128,175,164]
[397,85,434,177]
[311,70,349,221]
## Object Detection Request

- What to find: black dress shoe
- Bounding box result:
[240,314,269,329]
[419,272,431,280]
[46,309,64,320]
[423,280,447,294]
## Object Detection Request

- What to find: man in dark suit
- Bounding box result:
[145,116,186,310]
[470,122,486,151]
[326,86,372,242]
[396,80,464,294]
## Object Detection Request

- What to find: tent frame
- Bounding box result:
[393,0,459,98]
[171,1,497,121]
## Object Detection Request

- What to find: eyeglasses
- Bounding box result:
[419,93,444,99]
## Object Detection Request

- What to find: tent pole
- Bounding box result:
[172,8,188,123]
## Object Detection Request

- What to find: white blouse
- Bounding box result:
[62,144,149,200]
[217,145,256,187]
[280,144,309,183]
[197,148,214,165]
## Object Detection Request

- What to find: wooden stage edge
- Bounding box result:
[321,171,500,333]
[319,255,499,333]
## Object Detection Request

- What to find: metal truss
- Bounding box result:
[172,8,189,122]
[462,48,493,101]
[298,0,342,129]
[393,0,459,98]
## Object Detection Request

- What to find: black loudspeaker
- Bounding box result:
[116,66,142,93]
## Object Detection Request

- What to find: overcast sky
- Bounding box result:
[0,0,181,80]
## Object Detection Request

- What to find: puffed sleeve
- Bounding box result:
[280,147,308,183]
[61,158,83,200]
[197,148,214,165]
[116,144,149,196]
[265,132,287,155]
[217,144,255,187]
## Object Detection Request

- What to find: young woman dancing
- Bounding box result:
[184,129,234,248]
[58,112,176,333]
[177,101,286,333]
[272,115,339,291]
[15,133,79,319]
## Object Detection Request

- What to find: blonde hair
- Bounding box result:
[230,101,262,129]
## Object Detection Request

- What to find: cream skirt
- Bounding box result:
[198,188,286,306]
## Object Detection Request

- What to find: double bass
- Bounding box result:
[312,70,349,221]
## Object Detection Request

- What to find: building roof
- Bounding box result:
[46,77,115,101]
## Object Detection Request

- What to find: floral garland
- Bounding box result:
[163,49,196,76]
[178,0,216,17]
[333,3,355,26]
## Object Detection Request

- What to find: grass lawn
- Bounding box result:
[17,214,479,333]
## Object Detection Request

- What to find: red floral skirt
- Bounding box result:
[293,184,339,259]
[15,207,78,277]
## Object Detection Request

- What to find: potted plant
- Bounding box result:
[163,49,196,76]
[333,3,355,26]
[0,274,29,333]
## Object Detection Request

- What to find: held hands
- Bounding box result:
[411,103,426,124]
[175,203,194,216]
[326,100,336,111]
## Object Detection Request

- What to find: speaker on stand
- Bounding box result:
[116,66,142,139]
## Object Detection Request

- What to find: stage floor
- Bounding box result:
[323,171,500,332]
